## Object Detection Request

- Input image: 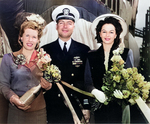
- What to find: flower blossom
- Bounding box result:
[111,55,123,63]
[37,48,51,71]
[26,14,45,25]
[113,75,121,83]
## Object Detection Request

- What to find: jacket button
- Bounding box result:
[58,94,60,97]
[71,73,74,76]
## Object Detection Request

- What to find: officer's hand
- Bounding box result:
[81,109,90,123]
[91,89,107,103]
[10,95,31,110]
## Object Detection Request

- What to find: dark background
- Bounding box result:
[0,0,111,52]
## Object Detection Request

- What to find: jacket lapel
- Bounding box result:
[67,39,76,56]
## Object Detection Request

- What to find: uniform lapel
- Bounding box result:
[67,39,77,56]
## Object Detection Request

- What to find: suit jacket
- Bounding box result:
[42,39,90,122]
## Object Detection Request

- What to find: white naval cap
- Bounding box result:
[52,5,80,23]
[91,14,127,39]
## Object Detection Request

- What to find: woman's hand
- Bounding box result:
[113,89,123,99]
[10,95,31,110]
[91,89,107,103]
[40,77,52,90]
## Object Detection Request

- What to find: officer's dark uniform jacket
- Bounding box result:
[42,38,90,123]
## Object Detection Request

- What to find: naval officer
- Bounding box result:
[42,5,91,124]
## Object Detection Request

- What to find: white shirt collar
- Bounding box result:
[58,38,71,51]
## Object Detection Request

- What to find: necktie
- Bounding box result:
[63,42,67,54]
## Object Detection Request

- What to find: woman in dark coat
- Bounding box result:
[84,14,134,123]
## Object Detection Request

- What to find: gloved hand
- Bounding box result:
[113,89,123,99]
[91,89,107,103]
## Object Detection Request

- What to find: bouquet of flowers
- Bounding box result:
[102,48,150,106]
[43,64,61,83]
[37,48,61,83]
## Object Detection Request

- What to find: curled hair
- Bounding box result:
[95,17,123,47]
[15,12,46,49]
[19,21,44,50]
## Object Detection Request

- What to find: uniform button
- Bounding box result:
[70,94,73,96]
[58,94,60,97]
[71,73,74,76]
[71,84,73,86]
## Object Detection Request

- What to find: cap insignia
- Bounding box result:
[63,8,70,16]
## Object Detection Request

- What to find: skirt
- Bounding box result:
[7,103,47,124]
[0,94,9,123]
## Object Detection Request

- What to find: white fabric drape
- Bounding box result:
[0,26,12,54]
[40,19,100,50]
[40,19,140,67]
[0,26,12,64]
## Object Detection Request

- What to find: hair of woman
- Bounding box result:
[17,14,46,50]
[95,17,123,47]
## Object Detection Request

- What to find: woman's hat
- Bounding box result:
[52,5,80,23]
[91,14,127,39]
